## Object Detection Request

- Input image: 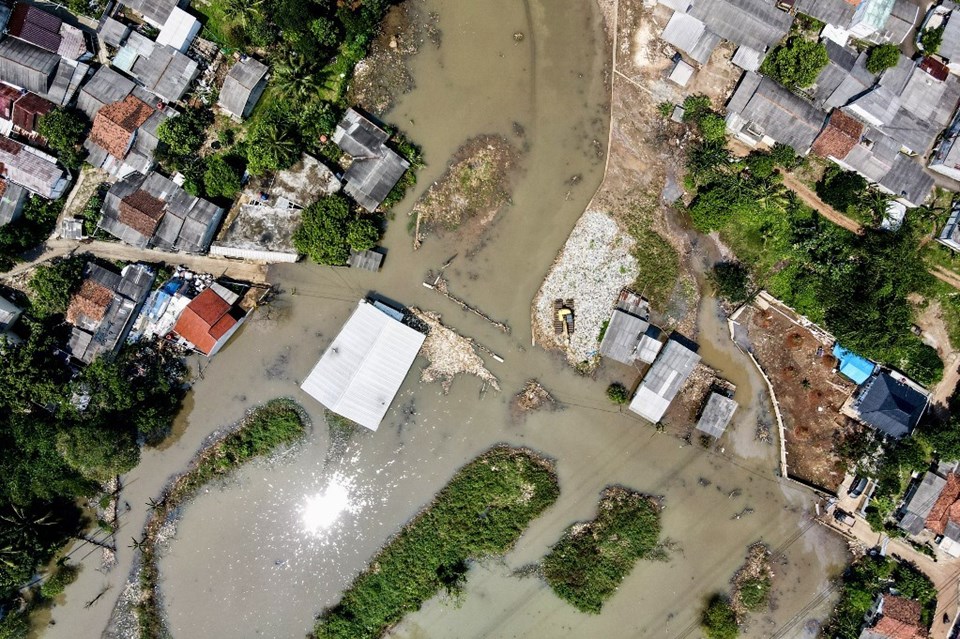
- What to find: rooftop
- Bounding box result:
[695,392,738,438]
[812,109,865,159]
[301,300,427,431]
[900,471,947,534]
[599,308,650,365]
[726,72,827,153]
[271,154,340,207]
[334,109,410,212]
[661,12,720,65]
[0,135,68,198]
[121,0,180,28]
[172,287,242,355]
[88,95,155,159]
[218,56,268,119]
[8,3,62,54]
[853,370,928,438]
[832,343,875,385]
[628,337,701,423]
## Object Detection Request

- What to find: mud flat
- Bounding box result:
[412,134,520,249]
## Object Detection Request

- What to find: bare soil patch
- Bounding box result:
[738,303,854,491]
[412,135,520,249]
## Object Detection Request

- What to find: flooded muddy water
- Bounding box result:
[40,1,847,638]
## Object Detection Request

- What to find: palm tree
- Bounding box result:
[129,537,148,552]
[273,51,331,102]
[223,0,264,31]
[0,505,56,548]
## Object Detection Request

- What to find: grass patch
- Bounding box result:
[134,399,308,638]
[314,446,560,639]
[620,199,679,313]
[542,487,663,614]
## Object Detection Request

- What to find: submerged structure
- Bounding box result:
[628,337,701,424]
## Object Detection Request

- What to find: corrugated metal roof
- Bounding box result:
[661,12,719,65]
[900,472,947,534]
[335,112,410,212]
[98,17,131,48]
[301,300,426,431]
[689,0,792,52]
[0,180,25,226]
[727,72,827,152]
[629,338,700,423]
[0,36,57,94]
[696,392,738,438]
[731,46,763,71]
[941,12,960,63]
[854,370,928,438]
[77,65,137,119]
[796,0,856,27]
[122,0,179,28]
[156,7,199,53]
[348,249,384,271]
[599,309,649,365]
[218,56,268,119]
[0,136,67,198]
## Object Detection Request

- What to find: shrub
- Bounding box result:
[681,94,712,123]
[699,113,727,143]
[711,261,750,304]
[606,382,629,405]
[203,154,242,199]
[702,595,739,639]
[40,562,79,599]
[920,25,944,54]
[157,108,211,159]
[739,576,771,611]
[866,44,900,74]
[28,255,86,317]
[293,194,380,265]
[36,108,88,169]
[657,101,674,118]
[760,37,829,88]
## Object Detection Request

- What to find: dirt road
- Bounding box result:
[780,173,864,235]
[0,238,269,286]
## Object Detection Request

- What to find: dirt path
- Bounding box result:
[0,239,269,287]
[780,173,864,235]
[914,298,960,405]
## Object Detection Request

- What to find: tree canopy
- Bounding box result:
[28,255,85,318]
[760,37,829,88]
[203,154,243,199]
[293,194,380,265]
[920,25,944,54]
[866,44,901,74]
[36,108,88,169]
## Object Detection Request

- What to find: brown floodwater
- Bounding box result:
[39,1,847,638]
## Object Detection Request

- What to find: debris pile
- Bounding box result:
[410,308,500,393]
[511,379,558,416]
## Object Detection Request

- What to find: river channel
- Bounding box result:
[41,1,848,638]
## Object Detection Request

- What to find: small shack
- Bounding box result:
[832,343,875,385]
[218,56,269,120]
[695,392,738,438]
[629,337,701,423]
[599,290,664,365]
[348,249,384,272]
[668,59,695,87]
[301,299,426,431]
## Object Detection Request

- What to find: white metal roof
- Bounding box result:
[300,300,425,431]
[156,7,200,53]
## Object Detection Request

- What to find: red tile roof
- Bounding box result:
[926,473,960,535]
[871,616,927,639]
[119,189,165,237]
[811,110,863,159]
[66,279,113,325]
[173,288,238,355]
[89,95,154,159]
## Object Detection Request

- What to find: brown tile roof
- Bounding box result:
[811,110,863,159]
[89,95,154,159]
[66,279,113,325]
[0,178,9,198]
[172,288,237,355]
[119,189,165,237]
[926,473,960,535]
[871,616,927,639]
[0,137,21,155]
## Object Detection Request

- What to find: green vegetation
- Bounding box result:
[28,255,86,317]
[203,154,243,200]
[80,184,108,237]
[738,576,771,611]
[315,446,559,639]
[710,261,750,304]
[701,595,739,639]
[293,194,380,265]
[0,196,64,273]
[920,25,945,54]
[681,94,725,143]
[865,44,901,74]
[542,488,662,614]
[815,165,889,226]
[684,142,943,386]
[156,108,213,196]
[606,382,629,405]
[826,555,936,638]
[620,198,680,313]
[760,37,829,88]
[135,399,307,638]
[36,108,88,169]
[39,562,79,600]
[245,105,302,176]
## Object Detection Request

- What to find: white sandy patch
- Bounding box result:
[533,210,638,365]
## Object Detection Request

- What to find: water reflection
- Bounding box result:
[301,477,351,534]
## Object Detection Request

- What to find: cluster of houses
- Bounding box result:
[0,0,409,270]
[659,0,960,232]
[860,593,929,639]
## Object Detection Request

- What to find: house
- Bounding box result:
[930,109,960,182]
[797,0,917,45]
[832,343,876,385]
[628,337,701,423]
[171,283,246,356]
[668,59,695,87]
[937,201,960,251]
[812,110,935,207]
[924,472,960,556]
[725,72,827,154]
[899,471,948,534]
[696,392,738,438]
[0,179,27,227]
[210,154,339,262]
[98,171,224,253]
[810,41,875,112]
[77,66,138,119]
[935,8,960,74]
[0,136,68,199]
[0,37,88,106]
[7,2,90,62]
[658,0,792,69]
[859,594,927,639]
[113,31,198,103]
[156,7,200,53]
[98,17,132,49]
[83,92,173,178]
[0,294,21,334]
[120,0,182,29]
[847,370,929,438]
[301,299,427,431]
[333,109,410,212]
[598,290,663,366]
[65,262,154,363]
[347,249,384,271]
[218,56,268,120]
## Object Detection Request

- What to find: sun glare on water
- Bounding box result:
[301,480,351,534]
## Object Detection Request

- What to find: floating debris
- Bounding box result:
[511,379,558,417]
[409,308,500,393]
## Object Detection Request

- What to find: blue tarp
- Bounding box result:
[832,343,875,385]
